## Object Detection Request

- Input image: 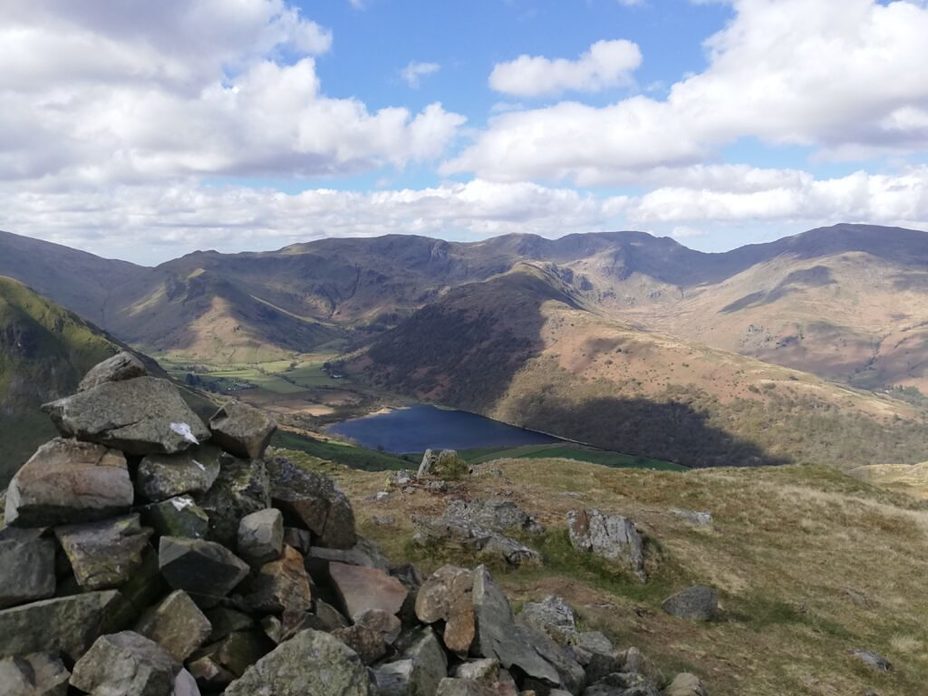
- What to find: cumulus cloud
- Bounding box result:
[450,0,928,183]
[400,61,441,88]
[489,40,642,98]
[0,1,464,184]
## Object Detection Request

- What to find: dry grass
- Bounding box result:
[296,452,928,696]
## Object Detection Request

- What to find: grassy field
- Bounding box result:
[159,354,347,395]
[457,443,685,471]
[290,453,928,696]
[271,430,413,471]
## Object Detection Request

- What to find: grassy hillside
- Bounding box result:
[0,277,122,483]
[348,265,928,469]
[300,453,928,696]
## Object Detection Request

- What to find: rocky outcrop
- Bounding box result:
[567,509,647,581]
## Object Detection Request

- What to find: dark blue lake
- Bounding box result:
[326,404,561,453]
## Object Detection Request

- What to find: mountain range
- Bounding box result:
[2,223,928,471]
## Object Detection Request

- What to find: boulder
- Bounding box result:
[471,566,560,686]
[42,376,210,455]
[661,586,718,621]
[158,536,250,607]
[0,653,70,696]
[850,648,893,672]
[398,627,449,696]
[135,445,222,502]
[436,678,497,696]
[198,455,270,547]
[373,659,416,696]
[356,608,402,644]
[417,449,438,478]
[204,607,254,643]
[135,590,212,662]
[266,456,356,549]
[329,561,408,621]
[78,351,148,392]
[332,624,388,664]
[314,598,351,631]
[0,531,56,608]
[237,508,283,566]
[415,565,476,654]
[444,499,544,535]
[0,590,125,661]
[670,509,713,527]
[515,619,585,695]
[69,631,179,696]
[55,514,152,590]
[5,439,133,527]
[138,495,210,539]
[240,545,312,615]
[188,630,273,684]
[224,629,373,696]
[208,401,277,460]
[665,672,709,696]
[519,595,578,646]
[567,509,646,581]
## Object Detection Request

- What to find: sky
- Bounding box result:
[2,0,928,265]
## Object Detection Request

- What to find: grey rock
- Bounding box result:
[417,449,438,478]
[78,351,148,392]
[567,509,646,581]
[373,659,415,696]
[70,631,179,696]
[308,536,391,571]
[451,658,499,681]
[665,672,709,696]
[55,514,152,590]
[661,586,718,621]
[329,561,408,621]
[356,608,402,644]
[137,495,210,539]
[472,565,560,686]
[135,590,212,662]
[0,653,70,696]
[42,376,210,456]
[397,627,449,696]
[282,526,311,555]
[0,590,125,661]
[208,401,277,460]
[314,598,351,631]
[158,536,250,607]
[444,498,544,535]
[519,595,578,646]
[516,618,586,696]
[266,456,356,549]
[0,532,56,608]
[850,648,893,672]
[670,509,713,527]
[224,629,373,696]
[5,439,133,527]
[415,564,475,654]
[239,545,312,615]
[413,516,541,568]
[332,623,387,664]
[237,508,283,566]
[172,669,202,696]
[189,630,273,684]
[204,607,254,643]
[583,671,660,696]
[135,445,222,502]
[436,678,497,696]
[198,454,270,547]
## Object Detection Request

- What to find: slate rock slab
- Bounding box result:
[158,536,250,607]
[135,445,222,502]
[78,351,148,392]
[42,376,210,456]
[225,629,373,696]
[209,401,277,460]
[5,438,133,527]
[329,561,408,621]
[0,652,70,696]
[136,590,212,662]
[0,531,56,608]
[70,631,179,696]
[55,514,152,590]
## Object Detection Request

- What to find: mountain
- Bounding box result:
[343,263,928,469]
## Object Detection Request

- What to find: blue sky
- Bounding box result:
[1,0,927,263]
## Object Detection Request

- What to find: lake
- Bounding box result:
[326,404,561,453]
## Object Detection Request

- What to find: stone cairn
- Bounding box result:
[0,352,707,696]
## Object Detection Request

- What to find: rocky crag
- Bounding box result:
[0,353,708,695]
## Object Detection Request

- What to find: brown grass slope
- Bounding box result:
[346,264,928,469]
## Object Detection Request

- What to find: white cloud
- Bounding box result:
[400,61,441,89]
[489,39,642,98]
[450,0,928,183]
[0,1,464,184]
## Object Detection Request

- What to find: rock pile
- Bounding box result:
[0,353,709,695]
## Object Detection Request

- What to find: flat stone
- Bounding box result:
[135,590,212,662]
[237,508,283,566]
[78,351,148,392]
[329,561,408,621]
[5,439,133,527]
[665,672,709,696]
[70,631,179,696]
[239,545,312,615]
[138,495,210,539]
[0,590,125,661]
[415,565,476,654]
[661,586,719,621]
[135,445,222,502]
[55,514,152,590]
[43,376,210,456]
[209,401,277,460]
[198,455,270,547]
[267,456,356,549]
[308,536,391,571]
[224,629,373,696]
[158,536,250,607]
[0,653,70,696]
[567,509,646,581]
[0,532,56,609]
